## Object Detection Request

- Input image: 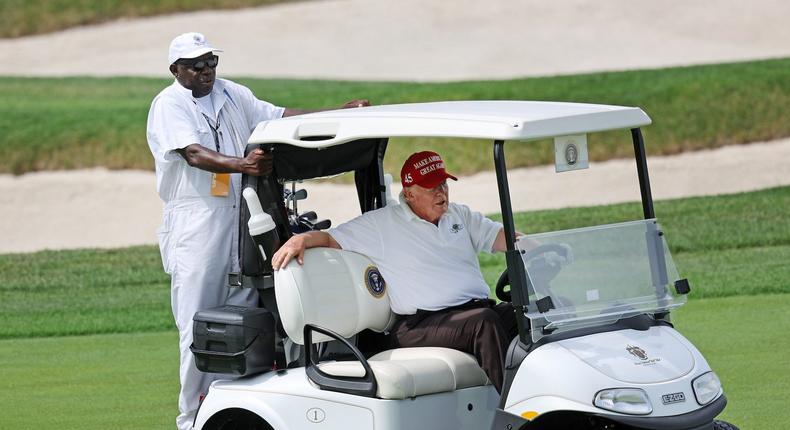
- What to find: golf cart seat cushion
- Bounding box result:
[275,247,397,345]
[318,347,490,399]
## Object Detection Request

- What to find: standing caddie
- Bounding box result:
[146,32,368,430]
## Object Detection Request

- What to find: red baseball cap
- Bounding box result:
[400,151,458,189]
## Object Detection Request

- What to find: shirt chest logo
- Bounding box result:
[450,223,464,234]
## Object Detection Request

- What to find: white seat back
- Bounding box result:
[274,247,395,345]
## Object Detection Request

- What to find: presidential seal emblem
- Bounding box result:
[565,143,579,166]
[626,345,649,361]
[364,266,386,298]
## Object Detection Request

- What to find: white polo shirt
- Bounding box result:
[329,194,503,315]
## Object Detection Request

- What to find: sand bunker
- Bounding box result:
[1,0,789,81]
[2,139,788,254]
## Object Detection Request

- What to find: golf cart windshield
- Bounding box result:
[518,219,686,342]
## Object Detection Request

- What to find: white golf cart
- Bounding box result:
[189,101,737,430]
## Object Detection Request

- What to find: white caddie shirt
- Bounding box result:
[147,78,284,204]
[329,194,503,315]
[147,78,284,273]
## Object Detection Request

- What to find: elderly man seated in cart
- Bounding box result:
[272,150,520,392]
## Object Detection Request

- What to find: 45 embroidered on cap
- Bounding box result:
[400,151,458,189]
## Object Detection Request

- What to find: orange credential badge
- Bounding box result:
[210,173,230,197]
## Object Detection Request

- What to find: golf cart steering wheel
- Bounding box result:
[495,243,571,302]
[495,269,513,302]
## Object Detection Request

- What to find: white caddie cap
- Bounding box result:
[168,32,223,65]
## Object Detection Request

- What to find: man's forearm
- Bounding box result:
[302,231,341,249]
[283,107,337,117]
[282,99,370,118]
[177,144,271,176]
[493,228,524,252]
[177,144,243,173]
[283,108,313,117]
[271,231,341,269]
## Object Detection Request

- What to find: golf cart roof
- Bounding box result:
[249,100,651,148]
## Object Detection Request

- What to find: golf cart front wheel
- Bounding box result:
[713,420,739,430]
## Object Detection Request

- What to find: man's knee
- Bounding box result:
[463,307,506,332]
[460,307,512,353]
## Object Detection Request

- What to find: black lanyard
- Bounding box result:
[201,113,221,153]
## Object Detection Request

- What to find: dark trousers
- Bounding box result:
[391,300,518,393]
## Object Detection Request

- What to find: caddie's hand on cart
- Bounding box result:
[342,99,371,108]
[240,148,273,176]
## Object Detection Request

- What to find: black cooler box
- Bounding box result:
[190,305,275,376]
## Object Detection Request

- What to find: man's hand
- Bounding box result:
[239,148,273,176]
[271,231,341,270]
[545,243,574,267]
[271,234,308,270]
[342,99,370,109]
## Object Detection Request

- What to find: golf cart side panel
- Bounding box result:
[371,386,499,430]
[195,390,372,430]
[248,101,651,148]
[195,369,499,430]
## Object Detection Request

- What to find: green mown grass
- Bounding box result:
[0,331,179,429]
[0,0,294,38]
[2,58,790,174]
[672,294,790,428]
[0,246,172,338]
[0,294,786,429]
[676,245,790,298]
[3,186,789,339]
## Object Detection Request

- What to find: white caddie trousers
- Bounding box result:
[161,199,257,430]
